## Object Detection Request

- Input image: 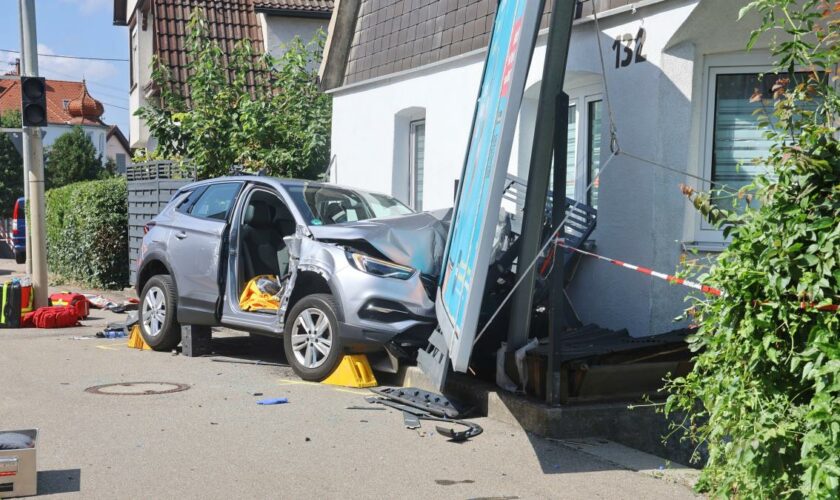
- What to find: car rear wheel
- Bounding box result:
[283,294,343,381]
[140,275,181,351]
[14,251,25,265]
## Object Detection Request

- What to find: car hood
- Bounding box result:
[307,209,451,276]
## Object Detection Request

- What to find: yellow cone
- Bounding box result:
[321,354,378,388]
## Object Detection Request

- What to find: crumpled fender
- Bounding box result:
[307,210,451,276]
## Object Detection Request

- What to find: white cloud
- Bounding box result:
[58,0,111,15]
[36,43,118,82]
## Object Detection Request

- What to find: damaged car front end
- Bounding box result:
[281,209,450,368]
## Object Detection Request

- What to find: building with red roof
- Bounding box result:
[0,62,131,172]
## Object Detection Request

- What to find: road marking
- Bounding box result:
[277,378,371,396]
[96,344,123,351]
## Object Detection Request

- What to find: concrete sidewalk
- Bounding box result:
[0,258,699,498]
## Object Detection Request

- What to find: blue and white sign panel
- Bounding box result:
[435,0,543,373]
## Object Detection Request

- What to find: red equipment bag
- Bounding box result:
[23,306,80,329]
[49,293,90,319]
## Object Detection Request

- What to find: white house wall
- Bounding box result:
[129,8,155,149]
[42,124,109,159]
[330,0,775,337]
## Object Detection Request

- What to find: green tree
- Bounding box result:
[46,126,103,189]
[665,1,839,498]
[137,10,332,180]
[0,111,23,218]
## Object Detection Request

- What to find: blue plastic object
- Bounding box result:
[257,397,288,405]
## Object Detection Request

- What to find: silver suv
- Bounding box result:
[136,177,448,380]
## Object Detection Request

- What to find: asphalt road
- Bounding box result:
[0,260,698,499]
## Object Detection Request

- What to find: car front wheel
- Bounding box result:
[140,275,181,351]
[283,294,343,381]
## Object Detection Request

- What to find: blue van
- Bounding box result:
[12,197,25,264]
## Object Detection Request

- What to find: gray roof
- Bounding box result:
[338,0,640,88]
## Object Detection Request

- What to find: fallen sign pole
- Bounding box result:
[554,240,839,313]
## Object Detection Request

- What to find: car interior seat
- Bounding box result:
[241,199,287,281]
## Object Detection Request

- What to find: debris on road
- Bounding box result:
[365,387,483,442]
[403,412,421,429]
[370,386,462,418]
[84,294,138,313]
[96,326,127,338]
[256,397,289,405]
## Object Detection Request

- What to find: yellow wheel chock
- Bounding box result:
[127,325,152,350]
[321,354,378,388]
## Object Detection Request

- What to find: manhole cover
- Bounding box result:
[85,382,190,396]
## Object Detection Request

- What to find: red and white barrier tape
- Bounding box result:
[553,239,838,313]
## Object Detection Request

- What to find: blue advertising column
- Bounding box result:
[418,0,546,389]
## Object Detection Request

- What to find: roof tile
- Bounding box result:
[253,0,334,14]
[152,0,267,100]
[0,78,108,126]
[342,0,640,85]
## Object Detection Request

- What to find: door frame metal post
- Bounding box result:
[506,0,576,350]
[547,92,570,405]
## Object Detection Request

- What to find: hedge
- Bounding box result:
[45,177,128,289]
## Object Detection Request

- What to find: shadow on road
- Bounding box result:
[205,334,290,367]
[37,469,81,495]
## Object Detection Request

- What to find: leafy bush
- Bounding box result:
[46,177,128,289]
[665,2,839,498]
[136,10,331,180]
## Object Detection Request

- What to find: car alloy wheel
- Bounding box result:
[290,307,333,369]
[142,286,167,338]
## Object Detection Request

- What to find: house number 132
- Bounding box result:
[611,27,647,68]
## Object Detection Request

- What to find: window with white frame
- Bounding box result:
[130,24,139,89]
[699,64,821,238]
[710,70,820,199]
[409,119,425,211]
[562,88,604,207]
[565,105,577,199]
[586,99,603,209]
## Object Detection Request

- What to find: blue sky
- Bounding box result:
[0,0,130,138]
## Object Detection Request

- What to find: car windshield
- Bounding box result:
[285,184,414,225]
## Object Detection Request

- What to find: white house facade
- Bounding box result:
[322,0,780,338]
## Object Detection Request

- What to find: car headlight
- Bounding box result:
[346,251,415,280]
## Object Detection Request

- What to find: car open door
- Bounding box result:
[167,181,243,324]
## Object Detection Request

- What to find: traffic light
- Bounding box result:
[20,76,47,127]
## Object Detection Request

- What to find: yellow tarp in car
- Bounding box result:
[239,275,281,312]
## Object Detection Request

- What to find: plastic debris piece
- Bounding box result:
[496,342,517,392]
[257,397,289,405]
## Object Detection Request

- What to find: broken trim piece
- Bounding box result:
[369,386,461,419]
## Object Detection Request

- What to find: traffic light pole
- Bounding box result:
[20,0,48,308]
[17,7,32,276]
